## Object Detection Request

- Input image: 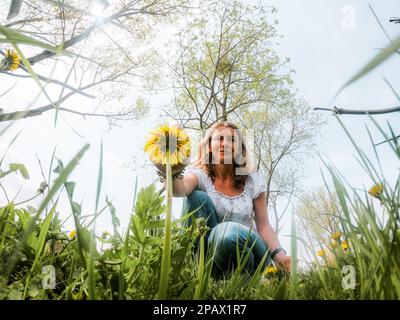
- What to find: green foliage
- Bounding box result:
[0,178,199,299]
[0,0,398,296]
[172,0,297,127]
[0,163,29,179]
[0,126,399,299]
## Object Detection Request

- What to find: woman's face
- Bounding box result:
[209,126,239,164]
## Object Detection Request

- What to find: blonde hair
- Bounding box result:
[192,121,254,188]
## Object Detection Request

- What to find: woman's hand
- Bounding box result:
[154,162,188,181]
[274,253,291,273]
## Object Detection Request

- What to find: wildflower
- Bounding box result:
[1,49,21,71]
[144,124,190,166]
[69,230,76,239]
[263,265,279,276]
[144,124,191,299]
[71,291,81,300]
[331,231,342,240]
[317,249,325,257]
[101,230,111,239]
[368,183,383,200]
[341,240,349,250]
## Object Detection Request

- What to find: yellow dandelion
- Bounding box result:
[331,231,342,240]
[71,292,81,300]
[331,240,338,247]
[1,49,21,71]
[69,230,76,239]
[368,183,383,200]
[341,240,349,250]
[263,265,279,275]
[317,249,325,257]
[144,124,191,166]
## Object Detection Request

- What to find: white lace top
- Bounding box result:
[185,165,266,230]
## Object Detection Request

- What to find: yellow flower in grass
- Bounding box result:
[331,231,342,240]
[71,291,82,300]
[263,265,279,276]
[317,249,325,257]
[368,183,383,200]
[144,124,191,166]
[1,49,21,71]
[341,240,349,250]
[69,230,76,239]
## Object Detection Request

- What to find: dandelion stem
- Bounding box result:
[158,158,172,299]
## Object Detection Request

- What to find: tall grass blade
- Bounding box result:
[88,140,104,300]
[158,159,172,299]
[289,209,298,299]
[0,129,22,168]
[24,144,89,242]
[334,33,400,100]
[0,26,63,53]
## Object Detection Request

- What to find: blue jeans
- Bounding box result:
[182,189,271,279]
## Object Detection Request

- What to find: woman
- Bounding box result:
[170,121,291,278]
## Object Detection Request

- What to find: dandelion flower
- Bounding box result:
[317,249,325,257]
[368,183,383,200]
[145,124,191,299]
[331,240,338,247]
[341,240,349,250]
[69,230,76,239]
[331,231,342,240]
[263,265,278,275]
[144,124,190,166]
[71,292,81,300]
[1,49,21,71]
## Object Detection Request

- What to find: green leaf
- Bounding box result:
[290,210,298,299]
[131,215,145,244]
[7,0,22,20]
[95,141,103,214]
[0,26,63,53]
[0,129,22,169]
[11,43,58,116]
[23,144,89,244]
[334,33,400,99]
[9,163,29,179]
[71,201,82,217]
[33,206,55,257]
[65,181,76,200]
[101,259,123,265]
[53,158,64,174]
[105,196,121,240]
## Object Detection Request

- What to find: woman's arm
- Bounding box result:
[164,173,199,197]
[253,191,291,272]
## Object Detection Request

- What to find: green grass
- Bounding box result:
[0,117,399,299]
[0,13,399,299]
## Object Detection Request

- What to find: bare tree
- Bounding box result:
[0,0,191,124]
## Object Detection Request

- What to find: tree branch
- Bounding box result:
[0,69,95,99]
[314,106,400,115]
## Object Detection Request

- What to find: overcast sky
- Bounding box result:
[0,0,399,263]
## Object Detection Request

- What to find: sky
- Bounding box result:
[0,0,399,264]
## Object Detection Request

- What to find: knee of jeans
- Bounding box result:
[209,222,241,249]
